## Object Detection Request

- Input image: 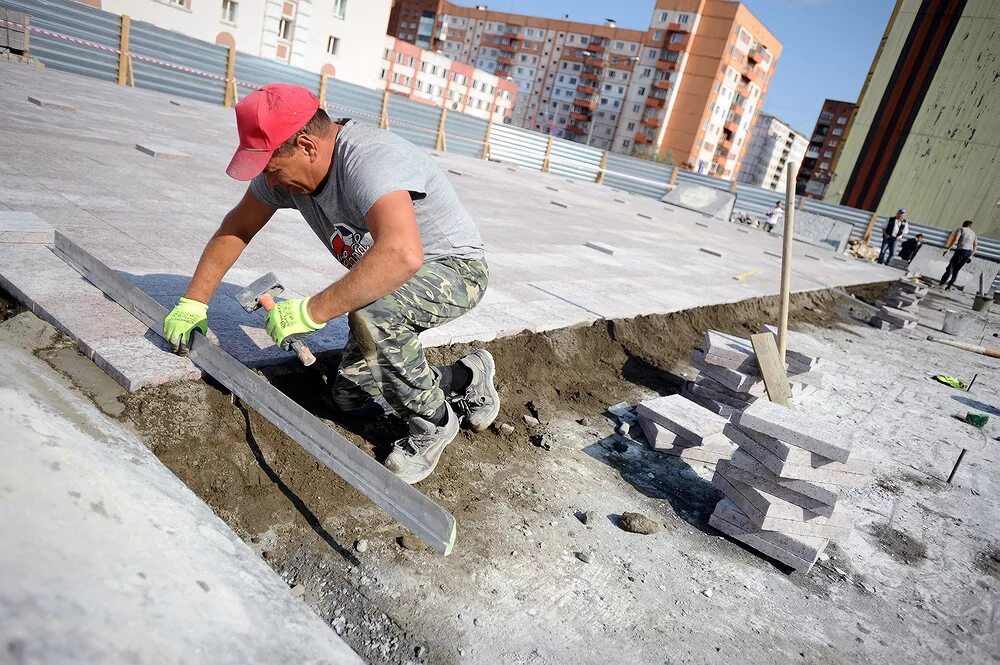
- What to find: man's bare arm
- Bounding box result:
[184,188,276,303]
[307,190,423,324]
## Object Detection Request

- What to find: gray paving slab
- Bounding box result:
[0,340,361,665]
[737,398,854,463]
[636,394,729,445]
[637,416,736,456]
[0,61,898,389]
[722,451,836,515]
[709,500,825,572]
[135,142,192,160]
[690,350,765,395]
[711,499,833,561]
[0,211,54,243]
[726,446,842,505]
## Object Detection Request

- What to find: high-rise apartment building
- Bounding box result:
[796,99,855,198]
[379,36,518,122]
[826,0,999,238]
[739,114,807,191]
[87,0,391,87]
[387,0,781,179]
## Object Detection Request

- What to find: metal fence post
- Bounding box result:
[223,45,237,107]
[541,136,554,173]
[379,90,390,129]
[318,73,330,111]
[595,150,608,184]
[862,211,878,244]
[116,14,131,87]
[481,122,492,160]
[435,106,447,152]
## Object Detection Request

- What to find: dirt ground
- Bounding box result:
[12,281,1000,664]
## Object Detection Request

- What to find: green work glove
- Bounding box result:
[163,297,208,354]
[265,297,325,350]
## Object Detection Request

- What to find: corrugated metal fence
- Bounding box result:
[4,0,998,271]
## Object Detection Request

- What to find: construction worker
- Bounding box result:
[898,233,924,262]
[162,84,498,484]
[940,220,978,290]
[877,209,908,265]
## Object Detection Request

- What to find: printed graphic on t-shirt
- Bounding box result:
[330,223,373,268]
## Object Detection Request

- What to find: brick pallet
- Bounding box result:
[708,399,866,572]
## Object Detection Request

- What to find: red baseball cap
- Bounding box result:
[226,83,320,180]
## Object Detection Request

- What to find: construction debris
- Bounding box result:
[708,399,867,573]
[870,279,927,330]
[847,239,879,261]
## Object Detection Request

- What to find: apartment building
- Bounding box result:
[379,36,517,122]
[387,0,781,179]
[87,0,391,87]
[796,99,855,198]
[826,0,999,238]
[738,114,807,191]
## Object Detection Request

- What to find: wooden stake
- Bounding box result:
[734,268,760,281]
[541,136,554,173]
[777,162,797,364]
[669,165,679,187]
[750,332,791,406]
[223,44,237,107]
[862,211,878,245]
[435,106,447,152]
[379,90,389,129]
[947,448,968,484]
[116,14,131,86]
[481,121,492,160]
[595,150,608,184]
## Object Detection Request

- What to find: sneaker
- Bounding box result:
[384,403,460,484]
[451,350,500,433]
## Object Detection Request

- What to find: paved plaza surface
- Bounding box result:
[0,61,896,390]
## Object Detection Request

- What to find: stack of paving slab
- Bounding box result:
[684,326,828,418]
[709,398,867,572]
[869,279,927,331]
[636,393,736,466]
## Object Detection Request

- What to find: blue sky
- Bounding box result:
[450,0,895,134]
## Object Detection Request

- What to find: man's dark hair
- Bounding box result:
[962,220,973,228]
[275,108,332,156]
[916,234,924,239]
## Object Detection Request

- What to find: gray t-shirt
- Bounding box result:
[250,119,484,269]
[956,227,977,251]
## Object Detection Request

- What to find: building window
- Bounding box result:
[623,139,631,148]
[332,0,347,19]
[670,33,684,43]
[165,0,189,7]
[831,128,843,136]
[326,36,339,55]
[221,0,238,23]
[837,116,847,124]
[277,17,294,41]
[679,14,689,23]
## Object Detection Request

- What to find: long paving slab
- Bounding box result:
[0,61,898,390]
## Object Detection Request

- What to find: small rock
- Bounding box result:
[577,416,594,427]
[818,552,830,562]
[397,534,426,551]
[616,421,632,437]
[291,584,306,597]
[415,645,427,658]
[575,551,592,564]
[612,440,629,453]
[355,539,369,553]
[332,616,346,634]
[702,588,713,598]
[619,512,661,535]
[499,423,515,436]
[523,414,540,427]
[578,510,598,525]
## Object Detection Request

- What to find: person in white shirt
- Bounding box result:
[877,208,908,265]
[940,220,979,290]
[762,201,783,232]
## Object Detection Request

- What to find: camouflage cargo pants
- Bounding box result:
[332,256,489,421]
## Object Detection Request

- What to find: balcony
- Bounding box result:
[642,116,661,128]
[656,58,680,72]
[581,70,600,82]
[805,148,820,159]
[653,79,673,91]
[584,56,604,68]
[645,96,665,108]
[723,120,738,134]
[634,132,651,144]
[574,97,597,110]
[719,138,732,151]
[495,67,511,78]
[665,35,688,52]
[586,41,605,53]
[712,153,727,166]
[503,30,522,40]
[497,55,514,66]
[743,66,763,83]
[667,22,684,32]
[565,124,586,135]
[748,48,764,64]
[576,84,597,96]
[569,110,590,122]
[736,83,750,97]
[732,103,745,118]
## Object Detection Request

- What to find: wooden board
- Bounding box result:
[53,232,457,555]
[750,332,792,406]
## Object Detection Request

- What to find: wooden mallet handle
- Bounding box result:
[258,294,317,367]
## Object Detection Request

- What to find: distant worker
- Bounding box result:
[940,220,978,290]
[877,209,908,265]
[162,84,499,485]
[898,233,924,262]
[762,201,783,233]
